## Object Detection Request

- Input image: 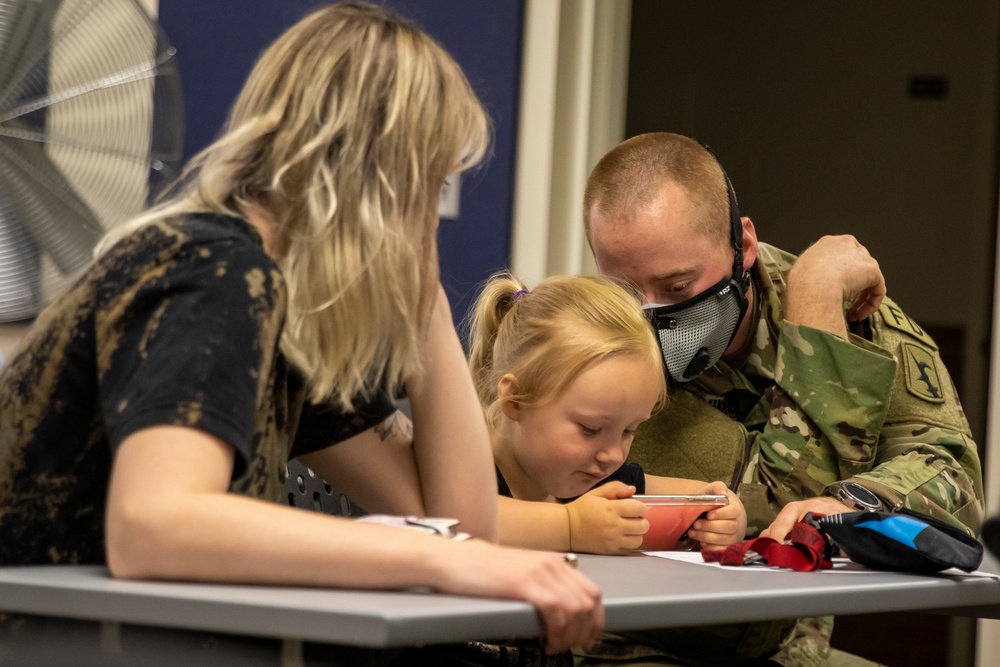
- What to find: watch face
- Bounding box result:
[842,483,881,510]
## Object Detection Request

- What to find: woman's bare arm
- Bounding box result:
[105,425,604,653]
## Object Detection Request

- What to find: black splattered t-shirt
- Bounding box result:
[0,213,394,565]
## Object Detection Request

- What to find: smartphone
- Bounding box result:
[634,494,729,551]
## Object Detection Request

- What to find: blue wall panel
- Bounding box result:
[158,1,524,331]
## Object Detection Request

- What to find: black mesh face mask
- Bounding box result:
[643,158,750,383]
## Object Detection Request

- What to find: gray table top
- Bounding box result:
[2,553,999,647]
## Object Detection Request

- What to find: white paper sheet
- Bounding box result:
[645,550,999,578]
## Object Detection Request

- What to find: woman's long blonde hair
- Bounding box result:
[101,2,491,408]
[466,273,667,430]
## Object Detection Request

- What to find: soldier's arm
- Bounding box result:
[756,304,983,536]
[838,299,983,534]
[752,318,896,509]
[859,422,982,533]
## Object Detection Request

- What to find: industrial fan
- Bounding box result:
[0,0,183,321]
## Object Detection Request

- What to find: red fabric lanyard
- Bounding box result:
[701,522,832,572]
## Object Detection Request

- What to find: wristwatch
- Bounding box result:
[826,482,884,512]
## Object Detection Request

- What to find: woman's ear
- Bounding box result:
[497,373,522,421]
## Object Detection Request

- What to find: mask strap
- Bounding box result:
[697,140,748,290]
[723,172,745,283]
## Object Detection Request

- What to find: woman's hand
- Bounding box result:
[686,481,747,550]
[565,482,647,555]
[436,539,604,654]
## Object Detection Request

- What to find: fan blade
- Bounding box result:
[0,0,59,104]
[0,0,185,318]
[0,123,102,276]
[0,203,42,320]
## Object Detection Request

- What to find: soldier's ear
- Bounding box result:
[740,216,758,270]
[497,374,522,421]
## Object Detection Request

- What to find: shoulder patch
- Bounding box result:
[901,341,945,403]
[878,301,938,350]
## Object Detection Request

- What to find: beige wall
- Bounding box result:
[0,322,29,362]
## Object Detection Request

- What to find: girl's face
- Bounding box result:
[497,353,662,502]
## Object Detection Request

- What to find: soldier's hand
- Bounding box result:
[759,496,854,542]
[785,235,886,338]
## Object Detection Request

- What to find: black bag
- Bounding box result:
[807,509,983,574]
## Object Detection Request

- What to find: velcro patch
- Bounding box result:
[901,342,945,403]
[879,301,938,350]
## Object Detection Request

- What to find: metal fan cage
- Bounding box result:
[0,0,183,321]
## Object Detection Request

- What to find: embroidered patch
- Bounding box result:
[901,342,945,403]
[879,301,938,350]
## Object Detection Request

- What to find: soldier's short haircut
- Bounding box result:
[584,132,730,247]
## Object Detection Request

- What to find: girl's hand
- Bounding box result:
[565,482,648,555]
[686,481,747,550]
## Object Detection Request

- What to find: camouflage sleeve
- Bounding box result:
[756,320,895,510]
[844,298,983,534]
[759,300,983,536]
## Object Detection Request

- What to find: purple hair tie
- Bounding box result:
[512,289,528,301]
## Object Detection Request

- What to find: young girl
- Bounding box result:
[467,273,746,555]
[0,2,602,657]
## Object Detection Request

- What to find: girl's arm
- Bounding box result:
[498,482,649,555]
[104,424,603,654]
[498,496,571,551]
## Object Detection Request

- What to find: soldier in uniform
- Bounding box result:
[578,132,983,667]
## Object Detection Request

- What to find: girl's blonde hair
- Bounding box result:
[466,273,667,430]
[100,2,491,408]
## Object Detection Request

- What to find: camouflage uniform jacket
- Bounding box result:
[683,242,984,536]
[631,242,983,536]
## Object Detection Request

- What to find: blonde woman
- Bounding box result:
[0,2,602,656]
[467,273,746,555]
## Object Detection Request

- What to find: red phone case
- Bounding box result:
[636,494,728,551]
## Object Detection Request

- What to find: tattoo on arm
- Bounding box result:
[374,412,413,442]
